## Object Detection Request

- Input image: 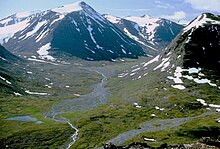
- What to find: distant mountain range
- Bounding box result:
[104,14,183,56]
[0,1,183,61]
[0,1,146,61]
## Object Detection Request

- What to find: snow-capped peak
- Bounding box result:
[50,1,105,21]
[124,15,161,41]
[51,1,85,14]
[183,13,220,34]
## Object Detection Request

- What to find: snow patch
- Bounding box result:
[73,93,81,97]
[209,104,220,108]
[193,78,210,84]
[167,76,183,84]
[45,85,52,88]
[130,72,137,76]
[14,92,22,96]
[143,55,160,67]
[27,71,32,74]
[131,68,141,72]
[25,20,47,39]
[151,114,156,117]
[171,85,185,90]
[133,103,142,108]
[122,49,127,54]
[0,56,6,61]
[35,29,49,42]
[124,28,139,41]
[51,14,65,25]
[154,56,170,71]
[196,99,207,106]
[37,43,55,61]
[87,24,103,50]
[0,76,12,85]
[188,68,201,74]
[155,106,165,111]
[144,138,156,142]
[25,90,49,96]
[0,17,13,25]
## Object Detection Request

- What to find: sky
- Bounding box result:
[0,0,220,23]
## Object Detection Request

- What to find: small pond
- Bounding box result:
[6,115,43,124]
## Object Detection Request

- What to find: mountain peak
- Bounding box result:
[140,14,151,18]
[51,1,87,14]
[183,13,220,34]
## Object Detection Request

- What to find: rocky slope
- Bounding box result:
[0,45,24,95]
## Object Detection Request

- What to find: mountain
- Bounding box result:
[150,13,220,93]
[0,45,24,95]
[0,1,146,61]
[104,14,184,56]
[171,13,220,74]
[109,13,220,148]
[155,13,220,77]
[120,13,220,88]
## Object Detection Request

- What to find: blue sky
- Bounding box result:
[0,0,220,23]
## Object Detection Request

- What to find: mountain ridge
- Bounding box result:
[104,14,184,56]
[0,1,146,61]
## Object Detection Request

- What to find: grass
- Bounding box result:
[0,59,102,148]
[65,58,220,148]
[66,104,154,148]
[124,114,220,147]
[1,57,220,148]
[0,94,76,148]
[0,120,74,149]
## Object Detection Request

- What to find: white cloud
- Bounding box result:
[185,0,220,12]
[155,1,174,9]
[163,11,186,20]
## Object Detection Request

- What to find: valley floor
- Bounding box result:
[0,57,220,148]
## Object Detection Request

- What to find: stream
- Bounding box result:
[45,67,111,149]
